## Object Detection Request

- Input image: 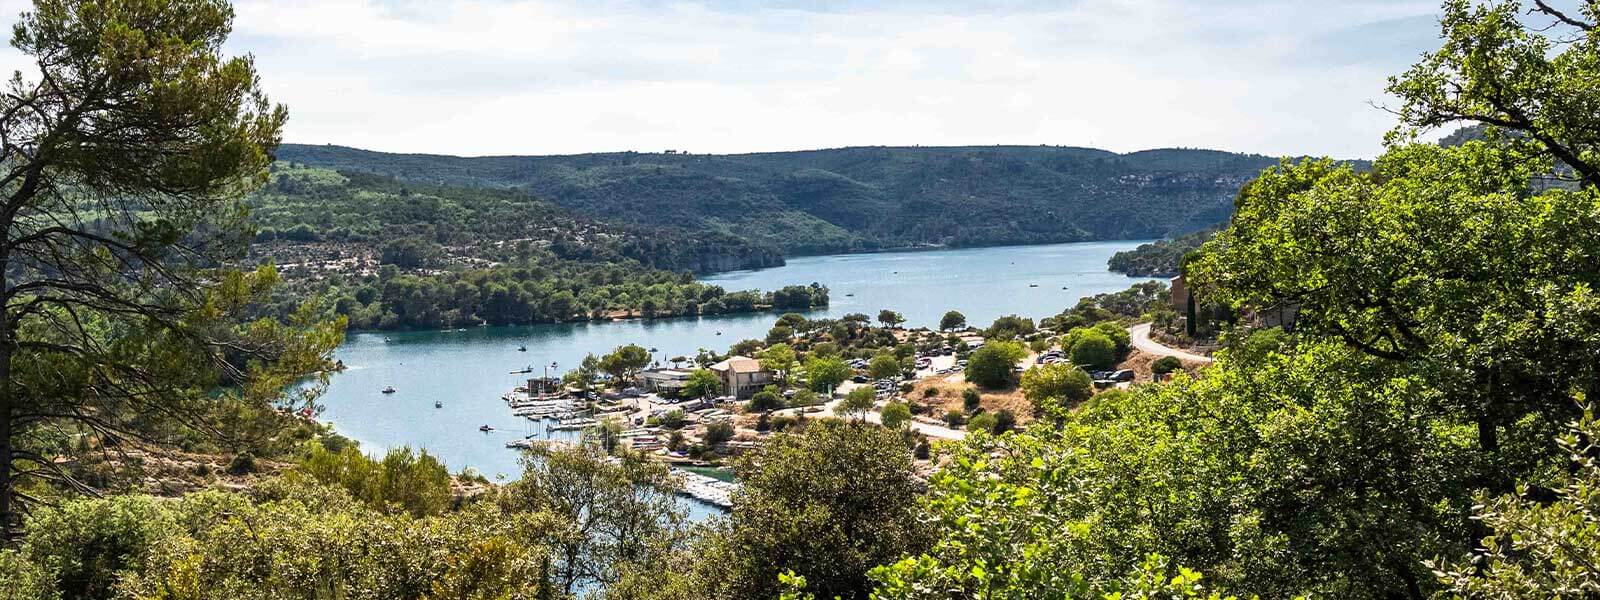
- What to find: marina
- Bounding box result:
[312,240,1160,519]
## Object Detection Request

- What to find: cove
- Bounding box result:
[313,240,1161,512]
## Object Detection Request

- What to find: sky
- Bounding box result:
[0,0,1454,158]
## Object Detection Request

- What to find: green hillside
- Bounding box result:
[275,144,1305,254]
[244,164,823,330]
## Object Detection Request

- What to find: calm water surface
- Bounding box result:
[317,241,1160,510]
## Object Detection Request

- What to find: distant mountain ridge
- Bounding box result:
[275,143,1329,256]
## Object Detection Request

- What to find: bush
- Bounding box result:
[226,451,257,475]
[965,341,1028,389]
[944,410,967,428]
[20,496,175,600]
[967,412,998,434]
[962,387,982,413]
[749,386,784,412]
[658,409,687,429]
[993,409,1017,434]
[881,402,912,429]
[1152,356,1183,375]
[1020,363,1094,415]
[1068,331,1117,371]
[704,421,736,446]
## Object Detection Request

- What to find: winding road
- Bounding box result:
[1128,323,1214,364]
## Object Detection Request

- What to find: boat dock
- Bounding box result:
[673,469,737,508]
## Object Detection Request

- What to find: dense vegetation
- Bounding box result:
[1105,226,1216,277]
[250,164,783,274]
[274,144,1304,254]
[10,1,1600,600]
[246,164,826,330]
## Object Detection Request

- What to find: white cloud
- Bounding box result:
[0,0,1445,158]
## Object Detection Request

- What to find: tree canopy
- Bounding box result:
[0,0,343,532]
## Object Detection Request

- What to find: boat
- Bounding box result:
[434,400,443,409]
[510,365,534,374]
[381,386,397,394]
[384,337,393,343]
[1028,283,1039,288]
[517,345,527,352]
[479,424,494,432]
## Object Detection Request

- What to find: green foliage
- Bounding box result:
[1020,363,1094,418]
[682,368,722,399]
[0,549,55,600]
[1043,282,1168,331]
[251,165,828,331]
[877,309,905,328]
[690,421,930,600]
[0,0,345,529]
[277,144,1292,253]
[880,402,912,429]
[940,310,967,331]
[1092,321,1132,358]
[1107,227,1217,277]
[760,343,798,385]
[966,412,997,435]
[1387,0,1600,188]
[749,386,785,413]
[1189,142,1600,462]
[1068,331,1117,371]
[1152,356,1183,375]
[985,315,1036,341]
[962,387,982,413]
[704,421,735,446]
[805,356,851,393]
[500,444,685,595]
[965,341,1027,389]
[868,353,902,380]
[19,495,173,600]
[377,235,443,268]
[992,409,1017,434]
[872,552,1239,600]
[835,386,877,420]
[1429,407,1600,597]
[296,444,453,517]
[889,342,1481,598]
[600,344,652,387]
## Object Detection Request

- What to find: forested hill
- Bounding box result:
[276,143,1294,254]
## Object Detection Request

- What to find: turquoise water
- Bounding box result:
[315,240,1159,513]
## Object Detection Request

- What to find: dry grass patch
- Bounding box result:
[907,378,1033,424]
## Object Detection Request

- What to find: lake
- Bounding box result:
[315,240,1160,511]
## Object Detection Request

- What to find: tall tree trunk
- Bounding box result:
[0,283,12,538]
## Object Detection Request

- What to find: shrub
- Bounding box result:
[1152,356,1183,375]
[967,412,998,434]
[965,341,1027,388]
[226,451,256,476]
[881,402,912,429]
[704,421,736,446]
[1068,331,1117,371]
[993,409,1017,434]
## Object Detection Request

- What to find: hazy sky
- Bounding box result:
[0,0,1452,158]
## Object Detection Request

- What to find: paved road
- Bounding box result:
[1128,323,1214,364]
